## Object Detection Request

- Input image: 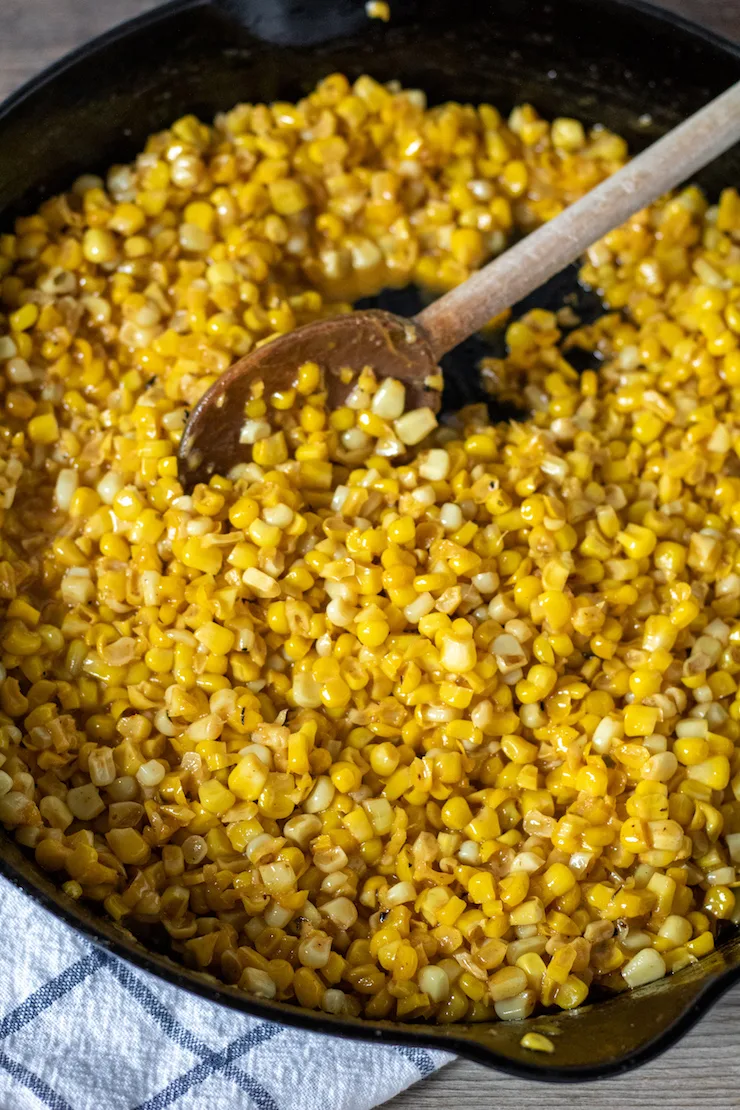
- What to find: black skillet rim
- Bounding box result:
[1,0,740,1082]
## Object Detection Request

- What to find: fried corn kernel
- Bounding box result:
[365,0,391,19]
[520,1032,555,1054]
[1,77,739,1027]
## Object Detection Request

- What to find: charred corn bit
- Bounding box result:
[0,76,738,1026]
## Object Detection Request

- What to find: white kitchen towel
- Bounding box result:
[0,877,453,1110]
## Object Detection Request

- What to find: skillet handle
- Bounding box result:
[206,0,369,43]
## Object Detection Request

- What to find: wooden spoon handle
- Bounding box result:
[415,80,740,360]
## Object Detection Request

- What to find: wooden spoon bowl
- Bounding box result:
[179,310,441,488]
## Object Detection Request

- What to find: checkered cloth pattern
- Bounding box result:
[0,877,452,1110]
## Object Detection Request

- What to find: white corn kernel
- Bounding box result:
[394,407,437,445]
[136,760,166,787]
[418,448,450,481]
[371,378,406,419]
[66,784,105,821]
[242,968,277,999]
[418,965,450,1002]
[621,948,666,988]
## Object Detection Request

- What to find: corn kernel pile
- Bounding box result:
[0,72,739,1025]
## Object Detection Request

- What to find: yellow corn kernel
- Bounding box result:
[499,873,529,908]
[28,412,59,445]
[555,975,589,1010]
[686,931,715,957]
[198,780,236,815]
[687,756,730,790]
[181,537,222,575]
[623,705,660,737]
[520,1032,555,1054]
[541,863,576,905]
[228,754,269,800]
[441,796,473,830]
[194,622,235,656]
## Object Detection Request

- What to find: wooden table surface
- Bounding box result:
[2,1,740,1107]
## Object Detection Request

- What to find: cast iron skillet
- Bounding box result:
[1,0,740,1081]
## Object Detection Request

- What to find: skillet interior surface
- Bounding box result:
[2,0,740,1078]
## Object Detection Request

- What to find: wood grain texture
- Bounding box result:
[1,1,739,1107]
[653,0,740,40]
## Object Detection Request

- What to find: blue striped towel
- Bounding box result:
[0,877,452,1110]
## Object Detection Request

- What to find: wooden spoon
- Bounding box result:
[178,80,740,488]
